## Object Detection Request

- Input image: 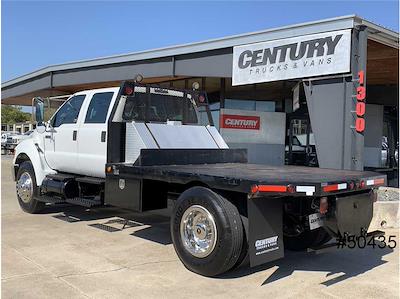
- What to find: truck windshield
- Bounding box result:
[122,88,209,125]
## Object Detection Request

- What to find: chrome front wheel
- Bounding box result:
[16,172,33,203]
[16,161,44,214]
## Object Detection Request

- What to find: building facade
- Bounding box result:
[2,15,398,185]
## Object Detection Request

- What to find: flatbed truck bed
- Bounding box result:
[110,162,384,196]
[106,149,385,197]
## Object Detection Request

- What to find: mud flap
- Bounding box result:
[248,197,284,267]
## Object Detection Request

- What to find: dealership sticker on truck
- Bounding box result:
[309,213,325,230]
[254,235,279,255]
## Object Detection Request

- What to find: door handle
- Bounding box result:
[45,135,51,139]
[101,131,106,142]
[73,130,77,141]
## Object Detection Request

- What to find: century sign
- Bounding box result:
[232,29,351,85]
[220,114,260,130]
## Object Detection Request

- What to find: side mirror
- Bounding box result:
[32,97,44,124]
[32,97,45,133]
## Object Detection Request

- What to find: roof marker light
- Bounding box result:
[134,74,143,83]
[125,86,134,95]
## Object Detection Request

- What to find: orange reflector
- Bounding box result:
[374,178,385,185]
[251,185,287,194]
[106,166,112,173]
[259,185,287,192]
[323,183,347,192]
[323,185,338,192]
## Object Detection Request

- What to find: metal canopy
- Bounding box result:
[2,15,398,105]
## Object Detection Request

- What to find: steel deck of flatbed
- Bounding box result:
[110,162,385,196]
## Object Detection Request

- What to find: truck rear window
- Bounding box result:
[122,91,198,124]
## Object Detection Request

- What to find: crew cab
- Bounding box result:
[13,81,386,277]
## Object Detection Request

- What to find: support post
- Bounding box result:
[304,26,368,171]
[350,25,368,170]
[220,78,225,109]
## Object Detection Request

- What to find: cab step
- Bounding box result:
[75,177,105,185]
[36,194,66,204]
[46,173,77,181]
[65,196,102,208]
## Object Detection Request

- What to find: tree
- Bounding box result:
[1,105,31,124]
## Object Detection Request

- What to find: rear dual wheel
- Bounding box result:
[171,186,246,277]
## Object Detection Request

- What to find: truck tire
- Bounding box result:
[16,161,45,214]
[171,186,243,277]
[232,223,249,269]
[284,227,332,251]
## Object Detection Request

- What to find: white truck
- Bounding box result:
[2,131,31,154]
[13,81,386,276]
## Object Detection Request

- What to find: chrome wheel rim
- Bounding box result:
[180,205,217,258]
[17,172,33,203]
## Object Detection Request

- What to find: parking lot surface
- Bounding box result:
[2,155,399,298]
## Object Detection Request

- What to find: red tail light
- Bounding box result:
[250,185,259,194]
[360,180,366,188]
[319,197,328,214]
[287,184,296,193]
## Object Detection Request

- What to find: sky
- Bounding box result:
[1,0,399,83]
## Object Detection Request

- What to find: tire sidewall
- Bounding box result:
[16,161,42,213]
[171,186,240,276]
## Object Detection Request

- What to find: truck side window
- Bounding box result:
[85,92,114,123]
[52,95,86,127]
